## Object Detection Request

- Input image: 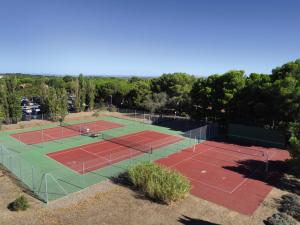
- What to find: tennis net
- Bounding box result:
[60,122,89,135]
[102,133,153,154]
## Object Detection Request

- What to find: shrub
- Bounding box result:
[127,162,190,204]
[92,111,100,117]
[109,105,117,112]
[265,213,297,225]
[8,195,29,211]
[279,194,300,221]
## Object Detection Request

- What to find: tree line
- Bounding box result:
[0,59,299,171]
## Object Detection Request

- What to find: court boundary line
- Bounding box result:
[165,143,273,195]
[47,130,181,174]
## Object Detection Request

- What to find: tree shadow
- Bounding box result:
[152,118,205,132]
[223,159,300,195]
[178,215,220,225]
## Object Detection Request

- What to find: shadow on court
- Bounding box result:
[178,215,220,225]
[223,159,288,187]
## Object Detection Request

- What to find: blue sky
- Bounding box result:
[0,0,299,76]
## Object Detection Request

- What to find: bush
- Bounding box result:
[127,162,190,204]
[92,111,100,117]
[109,105,117,112]
[279,194,300,221]
[265,213,297,225]
[7,195,29,211]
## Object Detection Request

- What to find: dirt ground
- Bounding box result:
[0,111,298,225]
[0,166,296,225]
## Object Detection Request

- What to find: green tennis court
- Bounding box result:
[0,116,195,203]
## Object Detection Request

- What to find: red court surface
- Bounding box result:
[10,120,123,145]
[156,140,290,215]
[47,130,183,174]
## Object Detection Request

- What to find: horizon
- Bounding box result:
[0,0,299,76]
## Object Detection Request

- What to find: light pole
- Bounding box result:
[110,95,113,106]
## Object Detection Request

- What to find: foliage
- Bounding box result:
[143,92,167,113]
[126,80,151,109]
[2,58,300,163]
[86,79,96,111]
[265,213,297,225]
[43,87,68,121]
[279,194,300,221]
[7,195,29,211]
[151,73,196,113]
[287,123,300,173]
[78,74,87,111]
[0,76,22,123]
[127,162,191,204]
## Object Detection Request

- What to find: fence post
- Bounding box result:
[45,173,49,204]
[265,151,269,176]
[19,157,22,179]
[32,166,35,191]
[0,144,3,164]
[42,129,44,147]
[9,155,12,171]
[82,161,85,186]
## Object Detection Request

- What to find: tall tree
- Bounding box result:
[143,92,167,113]
[0,76,22,123]
[46,87,68,121]
[78,74,87,111]
[151,73,196,113]
[86,79,96,111]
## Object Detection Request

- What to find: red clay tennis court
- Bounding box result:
[10,120,123,145]
[47,130,183,174]
[156,140,290,215]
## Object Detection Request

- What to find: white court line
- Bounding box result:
[229,178,248,194]
[48,147,81,156]
[176,156,248,194]
[47,132,150,157]
[169,147,213,169]
[186,176,235,194]
[168,145,251,194]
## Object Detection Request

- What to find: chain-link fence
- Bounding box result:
[0,133,195,203]
[183,123,219,141]
[0,113,212,204]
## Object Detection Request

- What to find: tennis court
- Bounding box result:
[10,120,123,145]
[47,130,183,174]
[157,140,290,215]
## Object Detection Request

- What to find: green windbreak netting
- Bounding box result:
[228,123,285,148]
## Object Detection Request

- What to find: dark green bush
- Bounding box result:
[8,195,29,211]
[265,213,297,225]
[127,162,190,204]
[279,194,300,221]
